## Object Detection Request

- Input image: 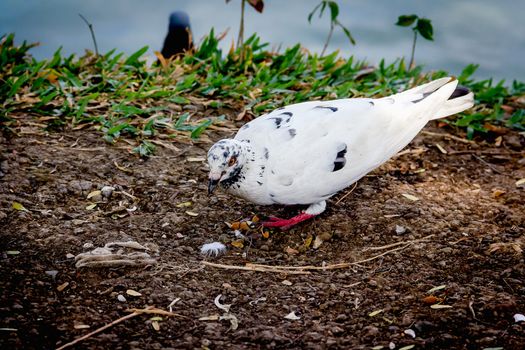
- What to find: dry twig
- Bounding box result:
[56,306,154,350]
[57,307,186,349]
[202,235,433,273]
[472,154,503,174]
[335,182,359,205]
[201,261,311,274]
[421,130,474,144]
[363,234,434,251]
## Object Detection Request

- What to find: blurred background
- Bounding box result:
[1,0,523,82]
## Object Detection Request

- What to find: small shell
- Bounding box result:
[284,311,301,320]
[404,329,416,338]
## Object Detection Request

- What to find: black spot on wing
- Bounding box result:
[288,129,296,138]
[369,101,375,106]
[314,105,338,112]
[280,112,293,123]
[333,159,346,171]
[336,145,347,159]
[269,117,282,128]
[241,123,250,130]
[259,165,266,177]
[264,147,269,159]
[333,144,347,172]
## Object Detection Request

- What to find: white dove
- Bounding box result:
[207,77,474,229]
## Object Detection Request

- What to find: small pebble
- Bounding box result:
[66,253,75,259]
[117,294,127,302]
[101,186,115,197]
[83,242,94,249]
[389,342,396,349]
[395,225,406,235]
[514,313,525,323]
[45,270,59,279]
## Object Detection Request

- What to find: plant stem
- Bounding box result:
[78,14,99,56]
[237,0,245,48]
[409,29,417,69]
[321,23,334,57]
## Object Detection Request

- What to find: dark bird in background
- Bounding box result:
[161,11,193,58]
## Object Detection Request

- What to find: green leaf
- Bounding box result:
[507,109,525,130]
[12,202,29,212]
[416,18,434,41]
[168,96,190,104]
[132,140,156,157]
[327,1,339,22]
[124,46,148,67]
[190,119,212,139]
[307,3,322,23]
[106,123,129,136]
[319,1,327,18]
[339,23,356,45]
[396,14,418,27]
[458,63,479,82]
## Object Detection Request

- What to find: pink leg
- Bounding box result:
[262,212,316,230]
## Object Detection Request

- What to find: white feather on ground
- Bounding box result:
[200,242,227,257]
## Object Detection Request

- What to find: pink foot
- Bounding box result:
[262,213,315,230]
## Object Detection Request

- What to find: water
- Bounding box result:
[1,0,523,82]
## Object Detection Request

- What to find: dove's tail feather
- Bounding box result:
[392,77,474,120]
[430,85,474,120]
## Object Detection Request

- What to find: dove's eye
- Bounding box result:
[228,156,237,167]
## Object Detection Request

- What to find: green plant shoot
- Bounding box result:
[308,1,356,56]
[396,14,434,69]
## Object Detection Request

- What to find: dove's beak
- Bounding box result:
[208,172,221,195]
[208,179,219,195]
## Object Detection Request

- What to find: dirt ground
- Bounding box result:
[1,119,524,350]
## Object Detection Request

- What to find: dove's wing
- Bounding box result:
[235,78,466,205]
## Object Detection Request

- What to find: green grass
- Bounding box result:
[1,31,523,155]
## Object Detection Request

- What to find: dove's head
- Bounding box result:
[207,139,248,194]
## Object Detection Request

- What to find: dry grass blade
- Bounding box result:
[421,131,474,144]
[56,306,186,349]
[394,147,428,158]
[126,307,187,318]
[335,182,358,205]
[472,154,503,174]
[203,235,431,273]
[56,306,154,350]
[363,234,434,251]
[201,261,311,274]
